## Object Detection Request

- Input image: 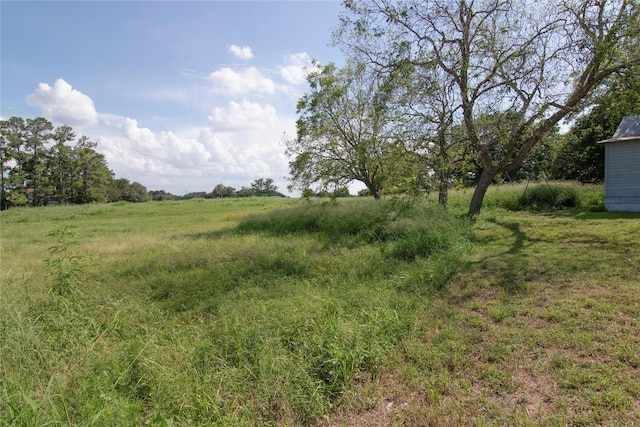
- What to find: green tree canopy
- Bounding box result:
[549,69,640,183]
[125,182,150,203]
[338,0,640,215]
[0,116,136,209]
[286,61,409,199]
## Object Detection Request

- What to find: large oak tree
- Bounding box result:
[337,0,640,215]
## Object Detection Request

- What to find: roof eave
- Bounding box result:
[598,136,640,144]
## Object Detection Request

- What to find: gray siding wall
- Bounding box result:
[605,141,640,212]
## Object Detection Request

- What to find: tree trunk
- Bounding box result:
[468,167,496,216]
[438,175,448,208]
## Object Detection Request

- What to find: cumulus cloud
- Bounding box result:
[228,44,254,60]
[195,100,294,185]
[208,100,277,131]
[93,110,292,194]
[120,117,212,168]
[279,53,315,85]
[96,116,214,184]
[209,67,275,95]
[26,78,98,126]
[23,77,295,194]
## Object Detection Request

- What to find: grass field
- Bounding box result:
[1,183,639,426]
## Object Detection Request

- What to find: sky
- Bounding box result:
[1,0,346,195]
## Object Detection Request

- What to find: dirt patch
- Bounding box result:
[509,364,557,419]
[318,373,416,427]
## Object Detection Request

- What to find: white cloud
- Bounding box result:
[120,117,212,168]
[95,116,215,186]
[208,100,277,131]
[279,53,314,85]
[26,78,98,126]
[228,45,254,60]
[209,67,275,95]
[97,110,292,193]
[197,100,295,187]
[24,78,296,195]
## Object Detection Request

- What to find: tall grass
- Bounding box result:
[238,198,471,261]
[483,181,604,212]
[0,197,471,425]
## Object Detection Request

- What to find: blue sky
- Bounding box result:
[1,0,345,195]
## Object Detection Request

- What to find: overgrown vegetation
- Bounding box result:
[1,196,470,425]
[485,183,584,212]
[238,198,470,261]
[1,185,638,426]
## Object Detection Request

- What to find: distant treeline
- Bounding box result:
[0,117,151,210]
[150,178,288,201]
[0,117,295,210]
[149,181,367,201]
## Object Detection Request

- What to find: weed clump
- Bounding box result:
[489,184,580,211]
[237,198,471,262]
[45,225,89,296]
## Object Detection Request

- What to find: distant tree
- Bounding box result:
[236,186,254,197]
[71,136,113,203]
[0,118,24,209]
[264,178,277,193]
[23,117,54,205]
[149,190,176,201]
[48,124,76,203]
[250,178,266,194]
[286,61,406,199]
[0,116,142,207]
[332,186,351,198]
[107,178,131,202]
[211,183,236,198]
[182,191,208,200]
[125,182,150,203]
[250,178,280,196]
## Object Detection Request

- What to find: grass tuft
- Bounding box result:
[483,181,605,212]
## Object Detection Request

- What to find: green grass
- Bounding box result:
[0,197,470,426]
[348,183,639,426]
[1,183,639,426]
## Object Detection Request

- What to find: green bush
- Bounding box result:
[45,225,89,296]
[578,188,605,211]
[237,199,387,238]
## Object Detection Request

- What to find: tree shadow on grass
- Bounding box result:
[471,218,547,295]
